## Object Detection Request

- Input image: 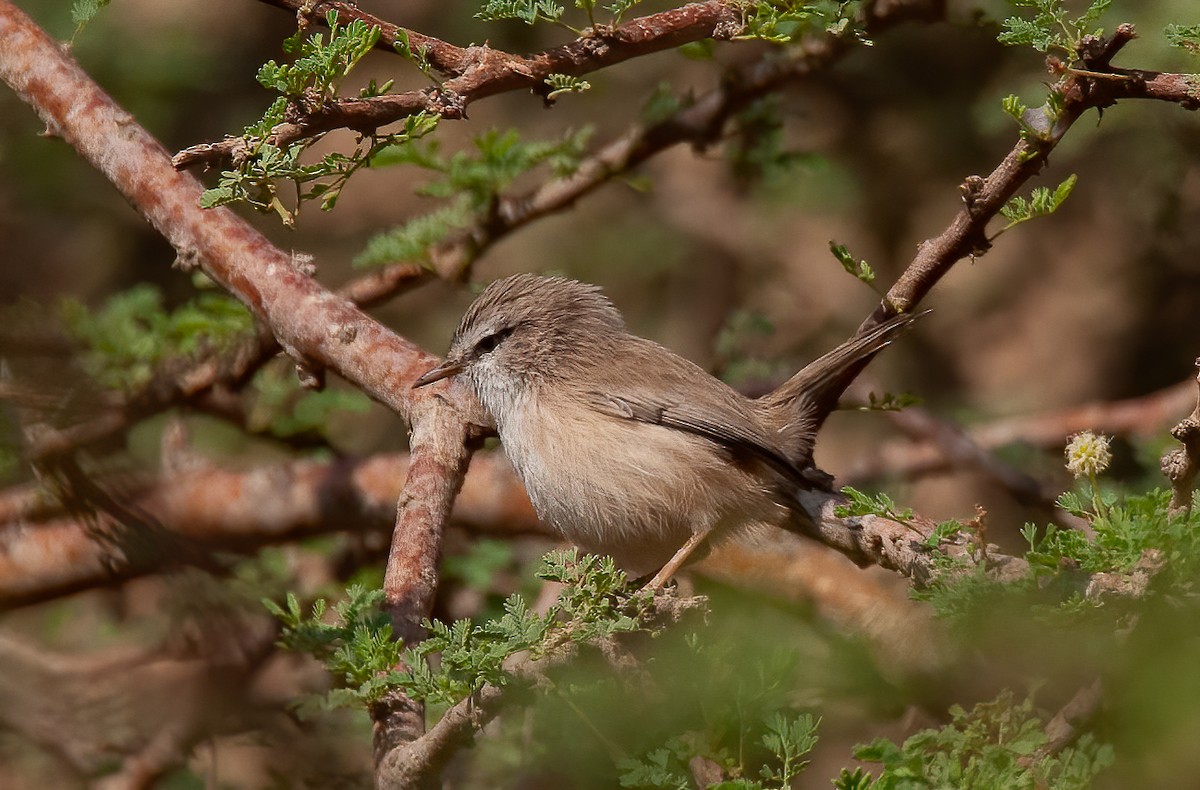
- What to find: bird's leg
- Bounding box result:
[642,528,712,591]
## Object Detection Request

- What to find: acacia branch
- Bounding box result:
[0,10,486,775]
[0,452,536,609]
[173,0,745,169]
[871,25,1199,326]
[0,0,484,429]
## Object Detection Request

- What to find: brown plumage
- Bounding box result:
[415,274,918,585]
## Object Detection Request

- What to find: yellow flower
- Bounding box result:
[1065,431,1112,479]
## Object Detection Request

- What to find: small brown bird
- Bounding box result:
[415,274,917,587]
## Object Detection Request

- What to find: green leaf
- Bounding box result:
[70,0,111,30]
[997,0,1112,54]
[476,0,565,24]
[997,174,1077,233]
[1166,23,1200,55]
[544,73,592,100]
[829,241,875,284]
[834,486,914,521]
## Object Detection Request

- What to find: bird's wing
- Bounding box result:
[585,339,809,487]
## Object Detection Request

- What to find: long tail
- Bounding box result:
[758,311,925,467]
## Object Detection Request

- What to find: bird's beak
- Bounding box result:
[412,357,464,388]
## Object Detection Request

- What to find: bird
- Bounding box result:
[414,273,918,588]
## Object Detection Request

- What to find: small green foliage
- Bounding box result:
[861,391,921,412]
[476,0,565,25]
[608,0,645,25]
[257,11,379,100]
[738,1,869,45]
[1035,488,1200,577]
[997,0,1112,54]
[201,113,440,224]
[352,202,472,268]
[70,0,111,41]
[997,174,1077,234]
[249,366,371,440]
[1166,23,1200,55]
[201,14,441,224]
[758,712,819,787]
[355,127,591,268]
[404,593,552,705]
[846,691,1114,789]
[60,285,253,393]
[539,550,649,641]
[830,241,875,284]
[925,519,965,549]
[1001,89,1066,151]
[727,96,817,189]
[1002,93,1029,122]
[267,549,663,714]
[394,29,435,81]
[544,73,592,100]
[618,710,820,789]
[419,127,593,208]
[264,585,407,712]
[835,486,914,522]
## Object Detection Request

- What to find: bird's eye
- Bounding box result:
[474,327,513,356]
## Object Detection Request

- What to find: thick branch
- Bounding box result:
[372,411,476,773]
[0,0,483,430]
[0,451,535,609]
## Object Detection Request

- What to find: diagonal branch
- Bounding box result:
[802,24,1200,433]
[173,0,745,169]
[872,25,1199,323]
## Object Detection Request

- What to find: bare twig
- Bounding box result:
[805,23,1200,452]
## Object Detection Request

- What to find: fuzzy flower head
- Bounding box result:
[1065,431,1112,479]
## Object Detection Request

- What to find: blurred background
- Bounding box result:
[2,0,1199,786]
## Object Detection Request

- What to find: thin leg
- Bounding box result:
[642,529,711,591]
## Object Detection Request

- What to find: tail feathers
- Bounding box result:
[759,310,925,465]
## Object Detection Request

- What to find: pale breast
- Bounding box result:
[495,388,787,576]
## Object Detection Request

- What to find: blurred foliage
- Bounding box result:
[844,692,1113,789]
[59,283,253,393]
[248,364,371,441]
[356,126,592,267]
